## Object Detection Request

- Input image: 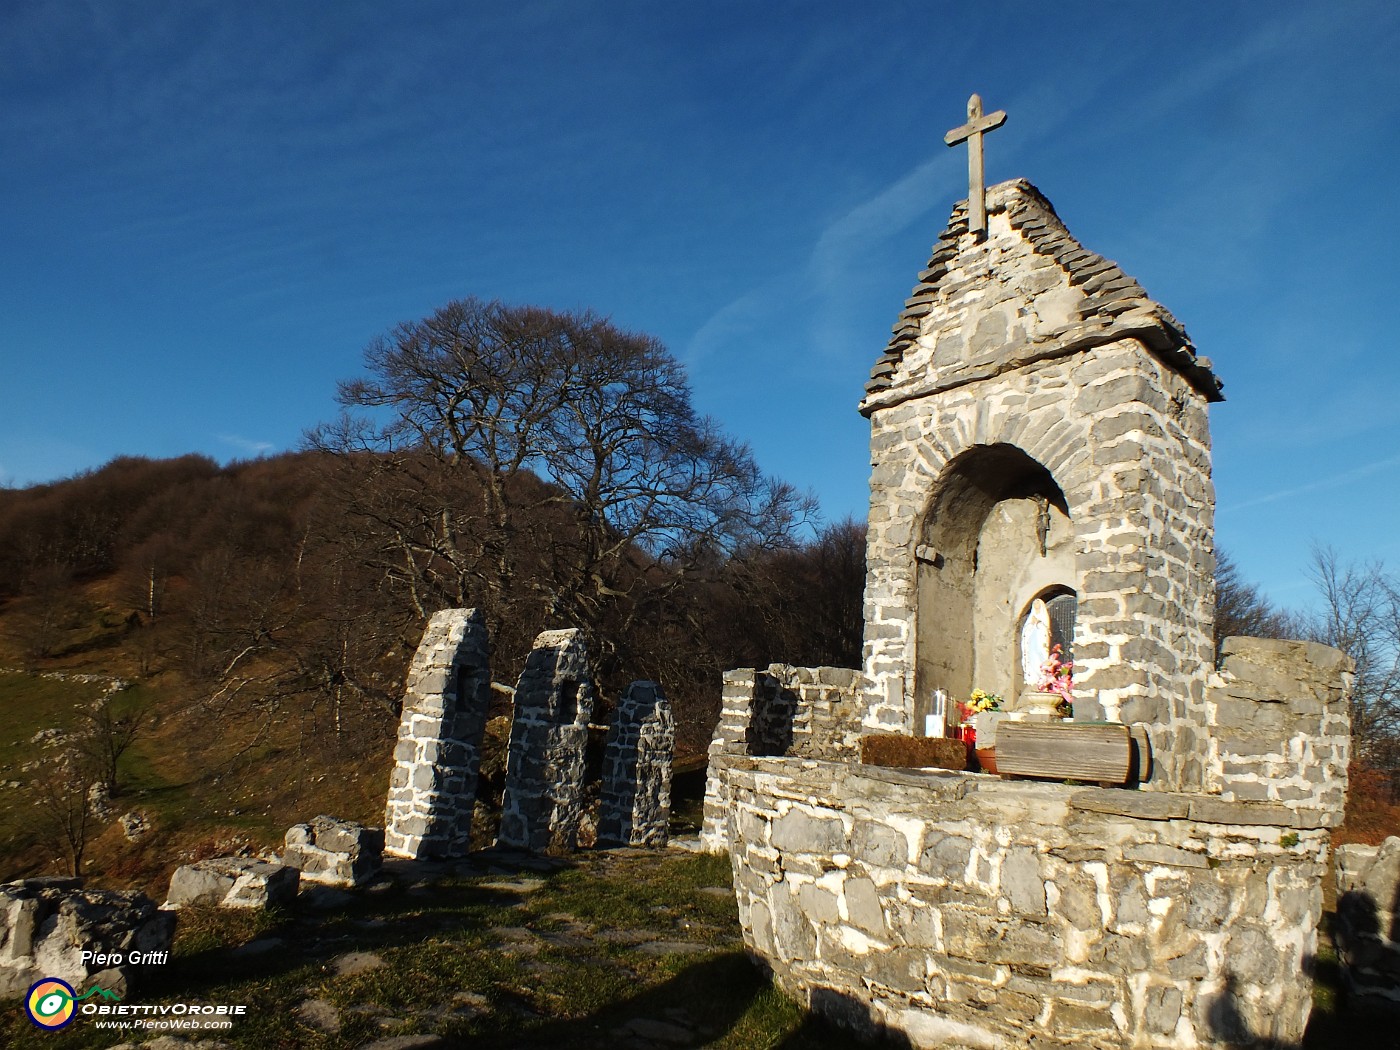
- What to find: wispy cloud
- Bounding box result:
[685,153,957,374]
[1222,378,1400,452]
[809,155,949,287]
[683,284,782,371]
[217,434,276,457]
[1220,452,1400,514]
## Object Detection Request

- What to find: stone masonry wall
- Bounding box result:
[861,338,1216,792]
[722,756,1335,1049]
[1333,836,1400,1008]
[701,665,865,851]
[497,628,596,852]
[1205,637,1352,820]
[383,608,492,860]
[597,681,675,848]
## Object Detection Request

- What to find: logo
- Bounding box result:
[25,978,78,1030]
[24,979,123,1029]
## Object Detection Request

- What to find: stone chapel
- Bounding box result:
[860,175,1221,794]
[701,101,1352,1049]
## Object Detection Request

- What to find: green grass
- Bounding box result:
[1,656,391,887]
[1,850,850,1049]
[0,672,110,860]
[0,672,107,774]
[0,673,209,881]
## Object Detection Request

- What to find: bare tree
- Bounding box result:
[1299,545,1400,775]
[1213,549,1294,656]
[306,298,813,674]
[173,521,409,761]
[29,749,96,877]
[73,691,147,799]
[119,536,177,626]
[710,517,867,670]
[7,562,77,665]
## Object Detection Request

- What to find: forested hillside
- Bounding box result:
[0,445,863,887]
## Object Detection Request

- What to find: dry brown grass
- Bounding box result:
[1335,762,1400,847]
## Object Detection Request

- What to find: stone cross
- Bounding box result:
[944,93,1007,236]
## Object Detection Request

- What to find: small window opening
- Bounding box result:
[1045,591,1077,663]
[558,681,579,724]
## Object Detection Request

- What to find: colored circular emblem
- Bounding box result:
[25,978,77,1030]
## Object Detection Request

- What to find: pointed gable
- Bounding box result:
[860,179,1223,416]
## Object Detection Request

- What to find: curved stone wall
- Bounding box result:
[722,756,1331,1049]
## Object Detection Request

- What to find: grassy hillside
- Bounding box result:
[0,636,392,894]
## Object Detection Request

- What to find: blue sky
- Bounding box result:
[2,2,1397,611]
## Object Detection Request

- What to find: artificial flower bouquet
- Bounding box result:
[1040,644,1073,718]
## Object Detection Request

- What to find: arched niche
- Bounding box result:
[914,444,1076,726]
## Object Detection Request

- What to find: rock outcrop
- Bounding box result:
[1,878,175,998]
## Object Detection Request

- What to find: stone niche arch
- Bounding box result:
[914,443,1076,725]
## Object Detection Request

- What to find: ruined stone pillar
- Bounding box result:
[497,628,596,852]
[383,608,492,859]
[598,681,674,848]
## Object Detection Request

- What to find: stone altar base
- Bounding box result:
[717,754,1330,1049]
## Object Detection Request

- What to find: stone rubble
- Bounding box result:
[283,815,384,887]
[119,810,152,842]
[0,877,176,998]
[164,857,299,910]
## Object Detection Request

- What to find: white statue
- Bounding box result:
[1020,598,1051,685]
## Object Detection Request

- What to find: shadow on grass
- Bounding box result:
[459,951,755,1048]
[457,951,850,1050]
[122,848,854,1050]
[146,854,582,999]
